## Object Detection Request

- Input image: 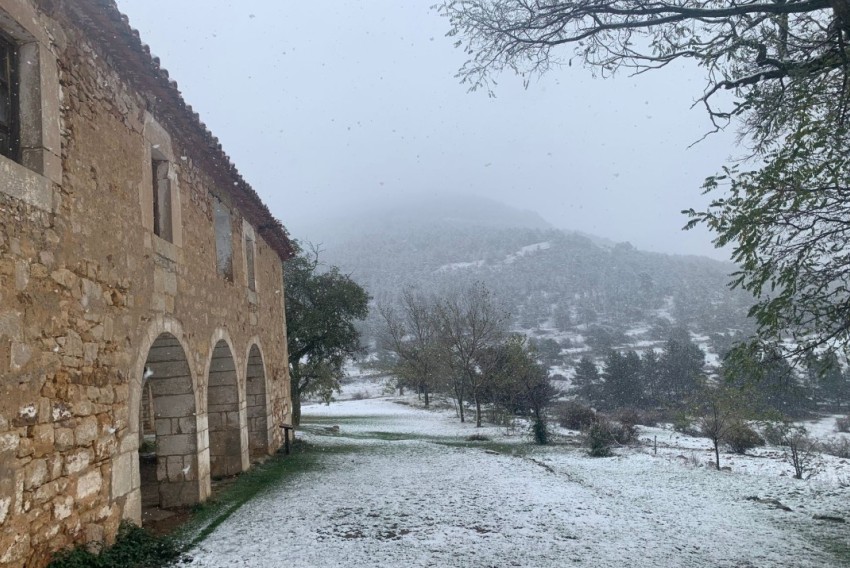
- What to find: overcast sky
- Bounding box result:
[115,1,737,260]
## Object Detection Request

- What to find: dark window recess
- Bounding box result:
[0,33,19,161]
[246,234,256,292]
[213,195,233,281]
[152,159,173,242]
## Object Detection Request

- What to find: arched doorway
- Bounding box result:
[207,340,246,477]
[246,344,269,457]
[139,333,200,512]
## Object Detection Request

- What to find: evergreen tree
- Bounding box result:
[659,335,705,403]
[601,350,643,410]
[640,350,662,409]
[810,352,849,411]
[571,356,601,404]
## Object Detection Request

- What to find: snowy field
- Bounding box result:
[185,394,850,567]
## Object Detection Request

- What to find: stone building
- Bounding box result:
[0,1,294,565]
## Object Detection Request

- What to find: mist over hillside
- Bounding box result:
[293,192,552,247]
[298,193,753,357]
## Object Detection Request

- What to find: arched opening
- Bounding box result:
[246,344,269,457]
[207,340,245,477]
[139,333,200,516]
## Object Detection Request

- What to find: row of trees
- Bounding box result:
[573,338,850,417]
[571,334,705,411]
[378,283,559,437]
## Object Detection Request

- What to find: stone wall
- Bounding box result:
[0,1,292,566]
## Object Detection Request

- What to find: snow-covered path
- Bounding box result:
[185,398,849,567]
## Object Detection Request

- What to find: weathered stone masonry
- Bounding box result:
[0,1,294,566]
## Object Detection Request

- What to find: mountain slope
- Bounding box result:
[304,194,752,343]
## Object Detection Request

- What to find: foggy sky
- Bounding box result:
[115,1,737,260]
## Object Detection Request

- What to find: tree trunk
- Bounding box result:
[290,361,303,427]
[713,439,720,471]
[423,383,430,408]
[455,383,465,423]
[292,380,302,427]
[475,394,482,428]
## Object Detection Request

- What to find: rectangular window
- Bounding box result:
[213,195,233,281]
[0,33,19,161]
[152,158,173,242]
[245,233,256,292]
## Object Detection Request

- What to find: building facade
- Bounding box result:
[0,1,293,565]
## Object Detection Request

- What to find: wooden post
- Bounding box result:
[280,424,294,455]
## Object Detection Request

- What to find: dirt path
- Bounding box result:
[184,399,850,567]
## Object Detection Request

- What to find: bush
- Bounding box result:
[582,416,637,456]
[835,416,850,433]
[673,413,702,437]
[821,437,850,459]
[558,401,597,430]
[723,421,764,454]
[49,522,182,568]
[613,407,659,428]
[584,420,613,457]
[609,420,638,445]
[784,427,820,480]
[760,421,787,446]
[531,418,549,445]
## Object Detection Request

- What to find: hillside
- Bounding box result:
[303,194,754,362]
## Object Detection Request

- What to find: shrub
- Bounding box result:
[609,420,638,445]
[723,421,764,454]
[835,416,850,433]
[558,401,596,430]
[49,521,182,568]
[584,420,613,457]
[613,407,659,428]
[673,413,702,437]
[783,427,820,480]
[531,418,550,445]
[760,421,788,446]
[821,437,850,459]
[350,390,369,401]
[581,416,637,456]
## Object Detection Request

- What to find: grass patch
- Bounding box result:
[303,415,387,425]
[466,434,491,442]
[805,523,850,566]
[433,439,533,457]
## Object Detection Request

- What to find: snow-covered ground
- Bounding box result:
[184,388,850,567]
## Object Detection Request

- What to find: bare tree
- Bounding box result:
[436,282,508,426]
[438,0,849,127]
[782,425,821,479]
[378,288,443,408]
[697,385,743,471]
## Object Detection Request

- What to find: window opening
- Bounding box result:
[0,33,19,161]
[213,195,233,281]
[246,233,256,292]
[152,158,173,242]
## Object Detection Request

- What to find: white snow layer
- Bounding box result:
[185,397,850,567]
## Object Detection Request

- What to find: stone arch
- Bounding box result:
[245,341,271,457]
[116,318,210,525]
[206,333,248,477]
[139,333,202,511]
